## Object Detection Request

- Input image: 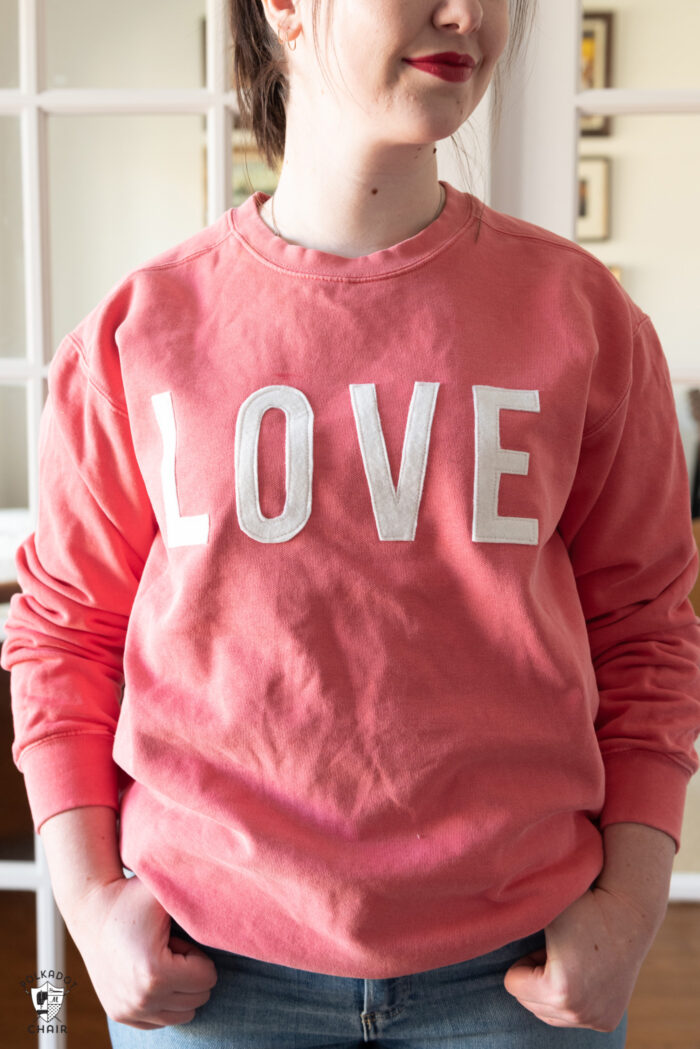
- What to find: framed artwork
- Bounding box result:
[580,12,613,136]
[577,157,611,241]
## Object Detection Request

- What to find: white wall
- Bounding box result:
[581,0,700,91]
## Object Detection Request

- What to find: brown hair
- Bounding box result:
[230,1,537,185]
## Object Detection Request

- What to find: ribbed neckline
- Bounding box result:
[228,179,476,282]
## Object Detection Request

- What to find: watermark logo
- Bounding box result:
[32,981,65,1023]
[21,970,76,1035]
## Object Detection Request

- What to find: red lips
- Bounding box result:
[407,51,476,68]
[403,53,477,83]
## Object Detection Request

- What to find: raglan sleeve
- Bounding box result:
[558,312,700,854]
[0,325,158,835]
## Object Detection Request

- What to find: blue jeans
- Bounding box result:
[106,916,628,1048]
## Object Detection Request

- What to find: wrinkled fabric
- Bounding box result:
[2,181,700,979]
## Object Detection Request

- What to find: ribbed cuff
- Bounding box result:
[598,748,693,854]
[17,732,120,834]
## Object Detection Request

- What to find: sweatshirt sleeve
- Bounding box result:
[558,313,700,854]
[0,330,157,834]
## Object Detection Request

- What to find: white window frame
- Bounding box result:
[0,2,235,1045]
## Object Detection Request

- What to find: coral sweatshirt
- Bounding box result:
[3,181,700,979]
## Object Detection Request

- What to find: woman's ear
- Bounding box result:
[259,0,302,43]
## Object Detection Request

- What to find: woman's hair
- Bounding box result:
[230,0,537,187]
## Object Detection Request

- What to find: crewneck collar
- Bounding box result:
[228,180,477,282]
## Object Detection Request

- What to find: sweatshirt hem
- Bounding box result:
[119,827,605,979]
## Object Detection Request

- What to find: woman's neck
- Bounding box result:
[256,134,446,258]
[257,179,446,258]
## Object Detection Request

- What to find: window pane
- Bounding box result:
[48,114,206,352]
[0,0,19,88]
[581,1,700,92]
[0,117,26,359]
[232,116,280,208]
[45,0,206,89]
[577,114,700,380]
[0,386,28,509]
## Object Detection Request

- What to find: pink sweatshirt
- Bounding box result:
[3,181,700,979]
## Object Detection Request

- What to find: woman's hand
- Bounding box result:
[503,882,663,1032]
[68,873,218,1030]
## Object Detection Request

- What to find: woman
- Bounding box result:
[3,1,699,1047]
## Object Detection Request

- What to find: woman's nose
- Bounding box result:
[438,1,484,35]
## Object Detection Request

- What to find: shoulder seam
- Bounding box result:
[56,223,232,417]
[581,378,632,441]
[476,209,598,261]
[130,225,233,274]
[580,315,651,441]
[65,334,129,418]
[477,210,647,317]
[632,313,652,336]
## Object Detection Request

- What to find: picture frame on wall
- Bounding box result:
[577,157,611,241]
[580,12,613,136]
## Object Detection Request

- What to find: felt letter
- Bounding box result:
[235,385,313,543]
[472,385,540,545]
[151,391,210,547]
[349,382,439,541]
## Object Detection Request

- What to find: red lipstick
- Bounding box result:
[403,52,477,83]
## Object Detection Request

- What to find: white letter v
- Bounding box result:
[349,382,439,541]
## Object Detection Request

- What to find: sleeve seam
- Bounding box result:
[581,378,632,441]
[65,335,129,419]
[581,315,651,441]
[18,729,116,765]
[601,745,695,779]
[43,350,157,568]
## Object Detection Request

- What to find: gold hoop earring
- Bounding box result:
[277,24,297,51]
